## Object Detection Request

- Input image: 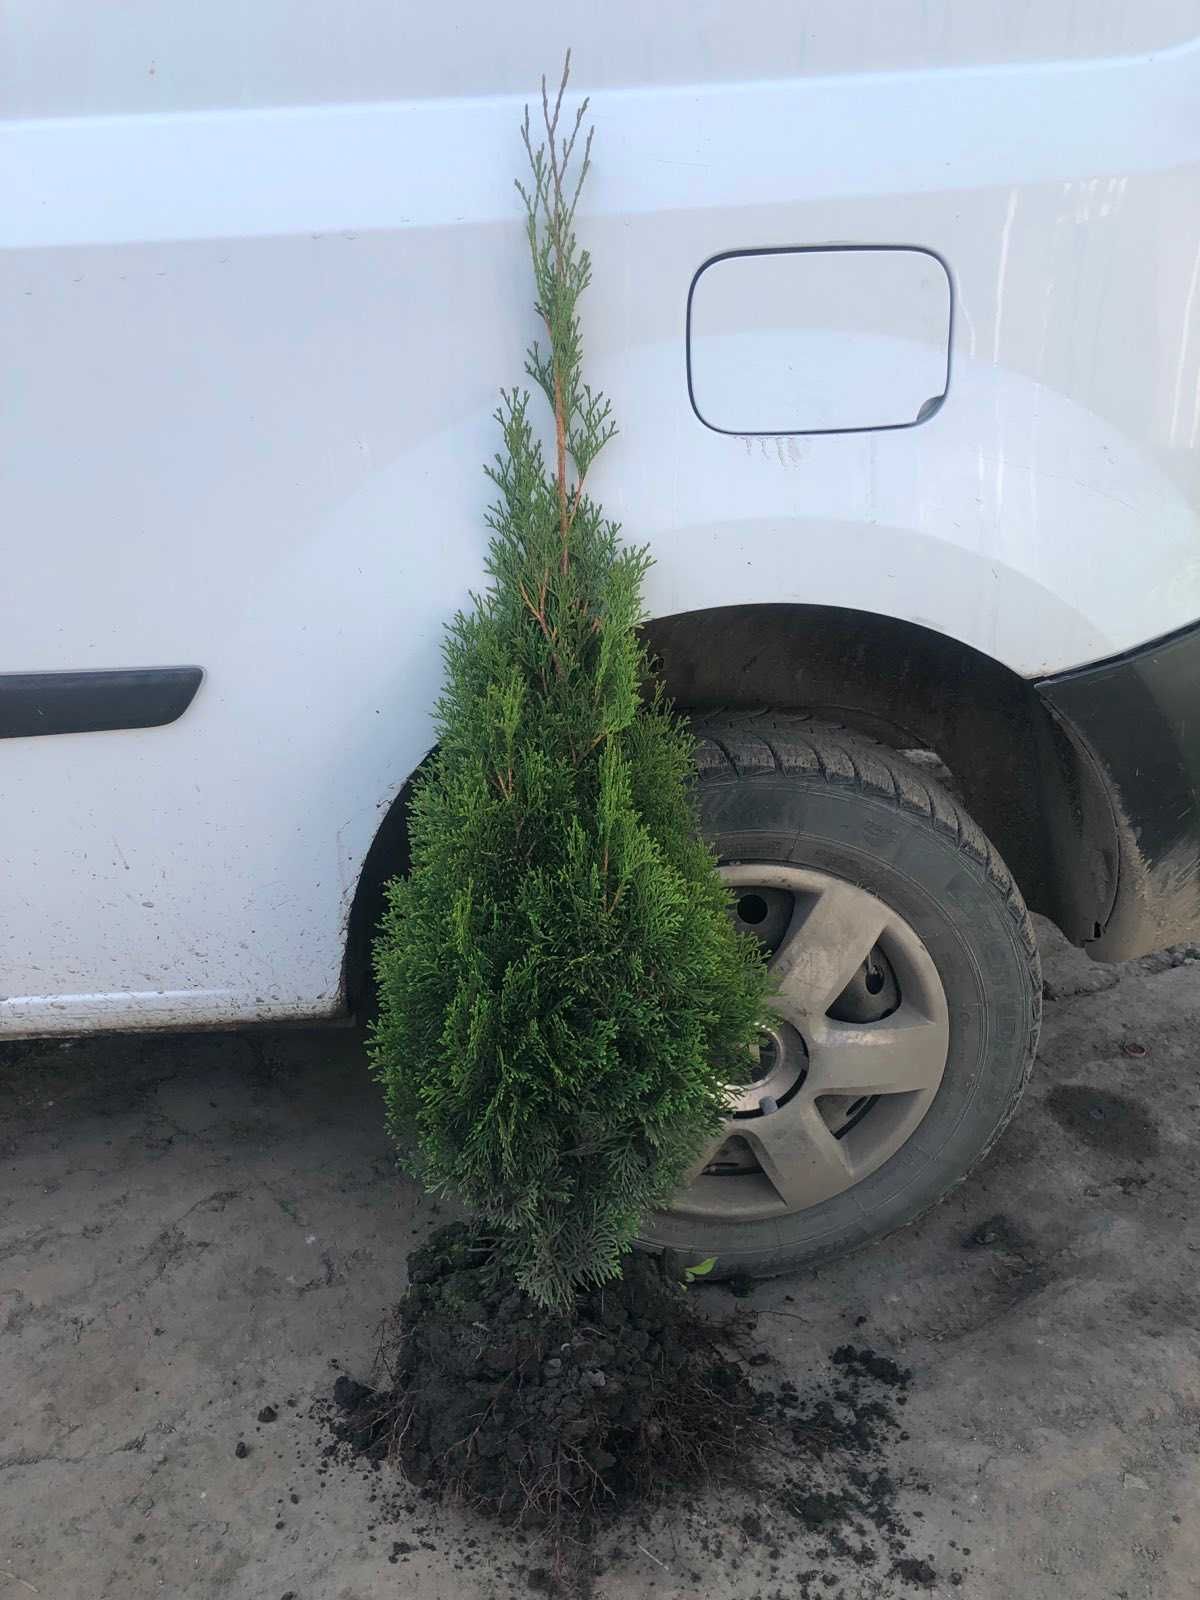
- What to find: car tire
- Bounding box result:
[637,714,1042,1278]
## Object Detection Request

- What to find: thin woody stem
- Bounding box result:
[540,65,573,565]
[566,474,588,530]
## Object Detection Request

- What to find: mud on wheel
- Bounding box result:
[638,716,1042,1279]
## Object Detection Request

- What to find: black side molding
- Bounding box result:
[0,666,203,740]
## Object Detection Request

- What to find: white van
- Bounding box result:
[4,6,1200,1275]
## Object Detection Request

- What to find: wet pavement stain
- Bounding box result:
[1044,1084,1160,1159]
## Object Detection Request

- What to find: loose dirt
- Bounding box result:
[318,1230,943,1594]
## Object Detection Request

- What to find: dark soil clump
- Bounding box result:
[831,1344,910,1388]
[891,1555,939,1587]
[331,1223,764,1534]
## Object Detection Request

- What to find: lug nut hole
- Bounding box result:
[738,893,769,926]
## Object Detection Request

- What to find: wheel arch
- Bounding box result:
[644,603,1119,948]
[343,761,426,1017]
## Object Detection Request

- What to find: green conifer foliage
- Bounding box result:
[370,61,769,1308]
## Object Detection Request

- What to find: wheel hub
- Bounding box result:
[729,1025,807,1114]
[668,862,951,1223]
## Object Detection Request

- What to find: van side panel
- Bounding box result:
[3,8,1199,1031]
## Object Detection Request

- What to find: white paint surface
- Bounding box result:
[3,5,1200,1033]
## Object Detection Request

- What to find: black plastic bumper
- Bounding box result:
[1037,621,1200,960]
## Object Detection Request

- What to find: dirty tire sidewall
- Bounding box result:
[639,731,1041,1277]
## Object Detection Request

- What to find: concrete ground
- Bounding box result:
[2,918,1198,1600]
